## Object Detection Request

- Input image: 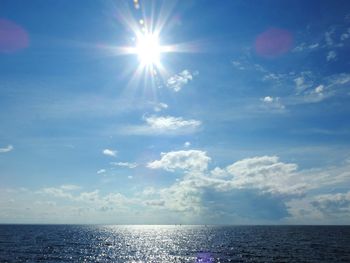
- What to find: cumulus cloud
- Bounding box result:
[144,155,303,216]
[314,84,324,94]
[287,191,350,223]
[0,145,13,153]
[111,162,138,169]
[312,192,350,216]
[224,156,302,194]
[144,200,165,207]
[102,149,117,157]
[144,151,350,221]
[262,96,273,103]
[4,153,350,223]
[147,150,211,172]
[167,70,194,92]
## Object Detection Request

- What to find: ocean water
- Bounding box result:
[0,225,349,262]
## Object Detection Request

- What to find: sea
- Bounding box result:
[0,225,349,262]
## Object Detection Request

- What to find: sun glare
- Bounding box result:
[109,1,198,82]
[135,33,161,66]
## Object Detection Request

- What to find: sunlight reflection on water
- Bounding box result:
[0,225,350,262]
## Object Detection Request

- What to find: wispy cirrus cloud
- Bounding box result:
[167,70,196,92]
[0,145,13,153]
[118,115,202,136]
[111,162,138,169]
[326,50,337,61]
[260,96,285,111]
[293,42,319,52]
[152,102,168,112]
[145,115,201,130]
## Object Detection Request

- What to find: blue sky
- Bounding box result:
[1,0,350,224]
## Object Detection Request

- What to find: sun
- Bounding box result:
[135,32,161,66]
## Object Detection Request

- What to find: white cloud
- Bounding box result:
[60,185,81,191]
[262,96,273,103]
[102,149,117,157]
[327,73,350,86]
[287,72,350,104]
[111,162,138,169]
[224,156,302,194]
[340,32,349,41]
[3,152,350,223]
[146,153,350,221]
[309,43,319,49]
[155,180,202,213]
[210,167,228,179]
[144,200,165,207]
[39,187,74,199]
[167,70,194,92]
[263,73,282,81]
[147,150,211,172]
[261,96,285,111]
[293,42,320,52]
[153,102,168,112]
[293,43,307,52]
[118,115,202,136]
[326,50,337,61]
[294,76,304,90]
[232,60,245,70]
[184,141,191,147]
[311,192,350,216]
[325,29,334,46]
[287,191,350,223]
[38,186,133,209]
[314,84,324,94]
[97,169,106,174]
[0,145,13,153]
[145,115,201,131]
[294,72,314,93]
[149,156,303,215]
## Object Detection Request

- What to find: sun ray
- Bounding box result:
[101,0,204,103]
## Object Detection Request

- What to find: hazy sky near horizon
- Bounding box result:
[1,0,350,224]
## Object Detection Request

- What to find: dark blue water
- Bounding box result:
[0,225,349,262]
